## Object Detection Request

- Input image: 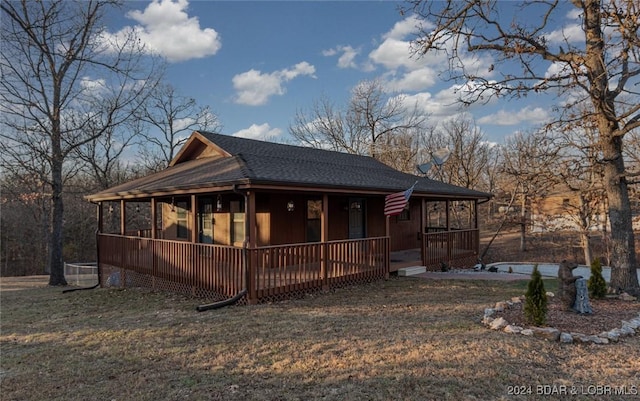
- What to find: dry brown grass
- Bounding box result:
[1,276,639,401]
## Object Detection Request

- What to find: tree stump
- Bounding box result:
[557,260,580,310]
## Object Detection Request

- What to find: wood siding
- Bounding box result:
[388,199,422,252]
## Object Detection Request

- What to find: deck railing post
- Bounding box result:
[447,231,453,266]
[321,242,328,290]
[384,237,390,279]
[246,246,258,304]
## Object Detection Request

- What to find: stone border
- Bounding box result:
[482,293,640,345]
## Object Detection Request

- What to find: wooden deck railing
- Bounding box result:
[421,228,479,269]
[98,234,244,298]
[251,237,389,299]
[98,234,389,302]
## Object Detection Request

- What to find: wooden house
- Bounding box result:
[87,131,491,304]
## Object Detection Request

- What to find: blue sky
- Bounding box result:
[104,0,578,144]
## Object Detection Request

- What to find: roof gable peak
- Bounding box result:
[169,131,229,166]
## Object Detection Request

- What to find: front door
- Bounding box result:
[199,198,214,244]
[348,198,365,239]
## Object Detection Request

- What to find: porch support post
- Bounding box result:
[97,202,103,233]
[385,214,391,277]
[420,198,426,267]
[190,195,198,243]
[119,199,127,287]
[150,198,158,288]
[150,198,157,239]
[445,199,451,265]
[120,200,126,235]
[96,202,103,287]
[246,191,258,304]
[321,194,329,289]
[445,199,450,231]
[474,199,480,255]
[473,200,479,229]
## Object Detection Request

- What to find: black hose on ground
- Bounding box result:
[196,289,247,312]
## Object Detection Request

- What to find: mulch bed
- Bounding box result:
[496,296,640,335]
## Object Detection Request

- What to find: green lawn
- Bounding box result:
[1,276,638,401]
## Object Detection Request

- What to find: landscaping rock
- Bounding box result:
[574,334,608,344]
[600,330,620,342]
[532,327,560,342]
[572,333,590,343]
[504,325,522,334]
[619,292,637,301]
[618,325,635,337]
[560,332,573,343]
[622,318,640,330]
[494,301,507,312]
[520,329,534,336]
[489,317,508,330]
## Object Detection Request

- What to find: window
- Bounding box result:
[230,200,245,245]
[397,207,410,222]
[176,200,189,239]
[306,199,322,242]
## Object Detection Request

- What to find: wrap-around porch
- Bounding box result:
[87,131,487,304]
[96,194,480,304]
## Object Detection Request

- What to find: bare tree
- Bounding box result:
[551,119,608,265]
[0,157,51,276]
[136,83,221,172]
[423,116,495,190]
[408,0,640,294]
[0,0,163,285]
[501,130,561,252]
[74,121,139,191]
[290,79,430,172]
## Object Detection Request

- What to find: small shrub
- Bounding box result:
[588,258,607,299]
[524,265,547,326]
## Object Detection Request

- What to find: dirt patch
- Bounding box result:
[0,275,49,291]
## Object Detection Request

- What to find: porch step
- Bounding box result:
[397,266,427,276]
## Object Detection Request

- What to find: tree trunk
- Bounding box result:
[48,159,67,286]
[601,136,639,295]
[581,231,592,266]
[583,0,639,295]
[519,196,527,252]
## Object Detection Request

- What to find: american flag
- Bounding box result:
[384,182,417,216]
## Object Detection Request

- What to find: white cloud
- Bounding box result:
[323,45,359,69]
[232,123,282,140]
[232,62,316,106]
[544,23,584,45]
[383,67,438,92]
[110,0,221,62]
[383,15,425,40]
[477,106,550,126]
[394,81,500,121]
[368,16,493,93]
[369,37,421,71]
[80,77,107,94]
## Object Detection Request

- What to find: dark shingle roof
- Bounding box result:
[87,131,491,201]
